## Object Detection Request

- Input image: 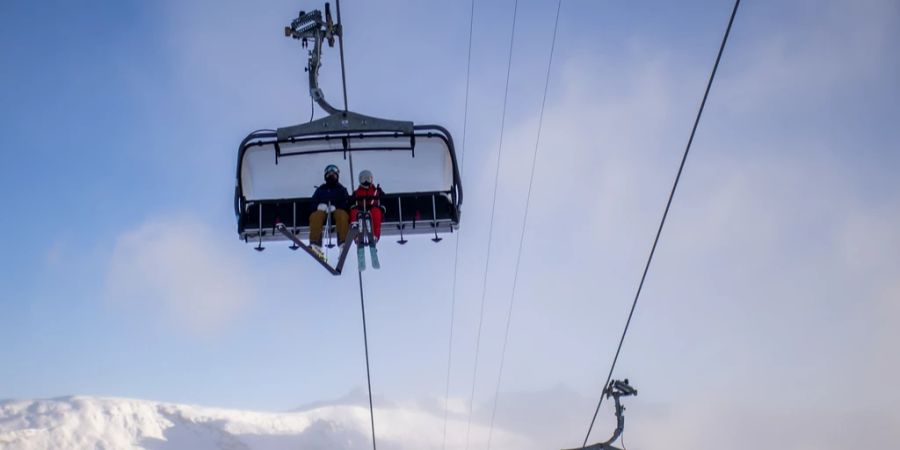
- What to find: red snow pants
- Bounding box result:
[351,207,383,240]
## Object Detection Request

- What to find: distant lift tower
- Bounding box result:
[563,379,638,450]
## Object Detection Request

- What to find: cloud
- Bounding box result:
[0,396,531,450]
[106,216,253,335]
[719,0,899,114]
[622,399,900,450]
[437,1,900,449]
[54,1,900,449]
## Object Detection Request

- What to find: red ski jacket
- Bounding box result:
[351,184,386,211]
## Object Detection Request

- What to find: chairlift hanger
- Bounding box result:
[234,3,463,265]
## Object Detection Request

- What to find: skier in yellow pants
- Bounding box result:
[308,164,350,253]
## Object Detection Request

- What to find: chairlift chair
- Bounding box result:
[234,4,463,253]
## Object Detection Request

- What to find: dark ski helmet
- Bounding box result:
[359,170,373,186]
[324,164,340,177]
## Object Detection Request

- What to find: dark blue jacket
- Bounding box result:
[312,182,350,210]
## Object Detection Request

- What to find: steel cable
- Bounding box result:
[357,270,377,450]
[485,1,563,448]
[442,0,477,448]
[333,1,377,449]
[581,0,742,446]
[464,1,519,448]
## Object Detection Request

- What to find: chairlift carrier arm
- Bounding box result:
[284,5,342,115]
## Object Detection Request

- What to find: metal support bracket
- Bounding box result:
[562,379,638,450]
[284,4,342,116]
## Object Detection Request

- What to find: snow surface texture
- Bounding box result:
[0,396,528,450]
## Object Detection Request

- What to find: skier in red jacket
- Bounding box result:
[350,170,386,242]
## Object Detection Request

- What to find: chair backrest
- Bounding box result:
[235,113,462,243]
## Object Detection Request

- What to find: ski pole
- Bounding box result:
[397,197,407,244]
[430,194,442,242]
[326,201,335,248]
[255,203,265,251]
[362,196,369,246]
[289,202,299,250]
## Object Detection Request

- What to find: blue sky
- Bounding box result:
[1,0,899,448]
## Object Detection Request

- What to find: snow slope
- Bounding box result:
[0,396,528,450]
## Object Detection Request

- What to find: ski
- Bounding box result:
[277,223,359,276]
[367,225,380,270]
[357,244,366,271]
[369,245,380,269]
[333,228,359,274]
[276,223,340,275]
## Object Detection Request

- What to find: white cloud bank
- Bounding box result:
[443,1,900,449]
[0,396,528,450]
[106,217,253,335]
[86,1,900,449]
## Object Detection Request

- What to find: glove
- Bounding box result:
[328,205,336,213]
[317,203,328,212]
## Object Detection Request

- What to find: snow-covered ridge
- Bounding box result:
[0,396,527,449]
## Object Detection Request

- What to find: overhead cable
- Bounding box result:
[581,0,742,446]
[485,1,563,448]
[334,1,378,449]
[442,0,477,448]
[464,1,520,448]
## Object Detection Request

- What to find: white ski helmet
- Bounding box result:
[359,169,374,185]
